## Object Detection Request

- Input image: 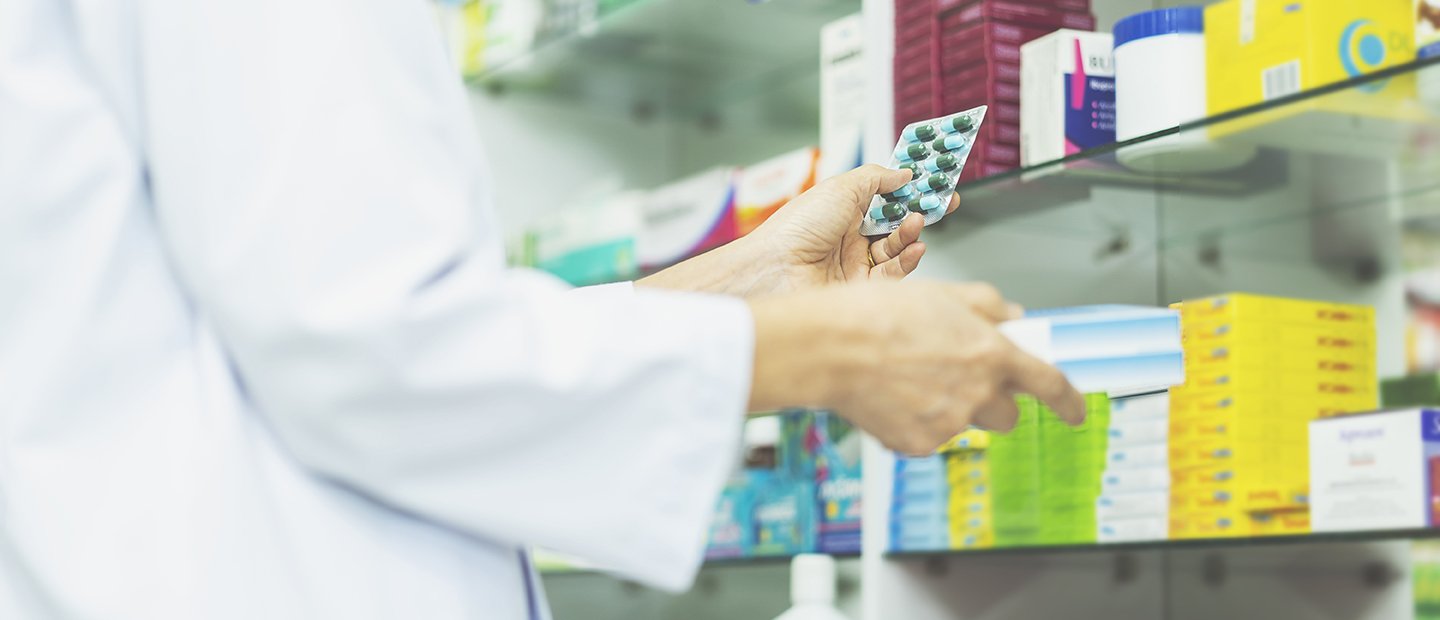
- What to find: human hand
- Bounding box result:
[741,164,960,293]
[748,281,1084,456]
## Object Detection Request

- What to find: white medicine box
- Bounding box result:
[1020,30,1116,166]
[819,14,865,181]
[1310,408,1440,532]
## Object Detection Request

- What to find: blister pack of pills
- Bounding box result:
[860,106,987,236]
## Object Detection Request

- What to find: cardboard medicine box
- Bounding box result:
[1311,408,1440,532]
[1205,0,1423,156]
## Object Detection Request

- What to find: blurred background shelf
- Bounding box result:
[468,0,861,126]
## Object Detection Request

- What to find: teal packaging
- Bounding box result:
[811,411,863,554]
[749,469,817,556]
[704,478,753,560]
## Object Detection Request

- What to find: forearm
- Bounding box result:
[637,236,788,298]
[746,289,871,412]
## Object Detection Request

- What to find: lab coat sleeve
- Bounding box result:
[131,0,750,591]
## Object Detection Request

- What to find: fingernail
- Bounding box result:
[1007,302,1024,320]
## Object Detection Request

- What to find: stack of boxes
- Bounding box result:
[985,394,1110,546]
[988,403,1042,546]
[945,430,994,549]
[1036,393,1112,544]
[893,0,1096,181]
[704,411,862,560]
[1097,393,1172,543]
[1169,293,1378,539]
[890,454,951,552]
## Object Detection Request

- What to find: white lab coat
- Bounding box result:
[0,1,753,618]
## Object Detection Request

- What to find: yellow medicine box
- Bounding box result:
[1171,513,1246,540]
[943,429,991,452]
[1181,319,1376,355]
[1175,293,1373,326]
[950,529,994,550]
[1170,388,1379,419]
[1205,0,1424,155]
[1249,508,1312,536]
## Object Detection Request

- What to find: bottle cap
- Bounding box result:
[790,554,837,604]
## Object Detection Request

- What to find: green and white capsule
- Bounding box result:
[931,134,970,154]
[917,174,952,194]
[901,124,938,143]
[881,182,917,202]
[922,153,959,174]
[893,142,931,163]
[901,162,923,180]
[868,201,909,223]
[904,195,945,214]
[941,114,976,134]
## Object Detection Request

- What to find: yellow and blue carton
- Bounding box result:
[1206,0,1426,155]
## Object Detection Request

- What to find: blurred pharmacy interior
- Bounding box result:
[466,0,1436,617]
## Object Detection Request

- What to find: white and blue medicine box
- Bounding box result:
[1000,305,1184,393]
[1311,408,1440,532]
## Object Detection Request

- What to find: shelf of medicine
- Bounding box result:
[887,527,1440,561]
[941,56,1440,252]
[469,0,859,123]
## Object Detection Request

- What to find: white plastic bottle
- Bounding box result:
[773,554,850,620]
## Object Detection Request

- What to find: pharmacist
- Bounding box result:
[0,1,1083,619]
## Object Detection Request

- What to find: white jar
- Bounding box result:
[1113,6,1255,174]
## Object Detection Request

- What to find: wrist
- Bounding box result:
[636,234,791,298]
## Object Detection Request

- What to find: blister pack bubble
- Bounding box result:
[859,106,987,236]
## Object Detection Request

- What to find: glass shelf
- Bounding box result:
[540,551,859,576]
[943,56,1440,259]
[469,0,860,122]
[888,527,1440,561]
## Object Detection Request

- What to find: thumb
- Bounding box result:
[831,164,912,208]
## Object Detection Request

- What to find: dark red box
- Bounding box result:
[940,38,1023,68]
[942,74,1021,103]
[959,160,1018,183]
[972,142,1020,165]
[940,98,1019,124]
[940,0,1096,31]
[975,120,1021,145]
[943,60,1020,84]
[941,19,1057,47]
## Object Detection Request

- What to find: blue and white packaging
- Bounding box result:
[1310,408,1440,532]
[1105,443,1169,470]
[1102,467,1172,495]
[999,306,1185,393]
[1098,516,1169,543]
[1108,417,1170,447]
[1096,491,1169,521]
[1020,29,1117,166]
[1111,391,1171,421]
[890,455,950,552]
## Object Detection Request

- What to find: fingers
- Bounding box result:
[945,283,1010,323]
[872,243,925,279]
[871,213,924,264]
[1004,349,1087,426]
[970,396,1021,433]
[835,164,913,206]
[946,192,961,215]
